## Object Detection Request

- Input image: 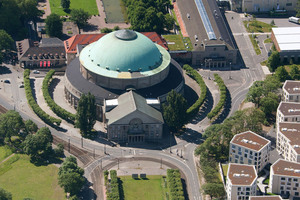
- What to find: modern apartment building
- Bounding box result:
[270,159,300,198]
[226,163,257,200]
[230,0,297,12]
[277,123,300,162]
[277,102,300,124]
[283,80,300,103]
[229,131,271,172]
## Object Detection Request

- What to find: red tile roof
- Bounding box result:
[64,32,168,54]
[227,163,257,186]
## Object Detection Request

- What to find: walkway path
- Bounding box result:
[37,0,51,19]
[173,2,189,37]
[0,153,15,165]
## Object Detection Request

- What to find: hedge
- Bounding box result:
[207,74,227,120]
[167,169,185,200]
[183,64,207,118]
[23,69,61,126]
[106,170,120,200]
[42,70,76,123]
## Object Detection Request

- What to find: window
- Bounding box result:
[295,192,299,196]
[245,149,248,153]
[238,147,242,152]
[280,186,284,190]
[238,187,241,191]
[294,178,298,182]
[232,145,236,149]
[286,3,292,6]
[294,187,297,191]
[281,177,286,181]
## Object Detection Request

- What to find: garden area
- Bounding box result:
[162,35,193,51]
[243,20,276,33]
[0,153,65,199]
[120,175,167,200]
[249,35,261,55]
[102,0,126,23]
[49,0,98,16]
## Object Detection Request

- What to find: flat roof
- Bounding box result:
[278,122,300,154]
[231,131,270,152]
[283,80,300,94]
[272,159,300,178]
[227,163,257,186]
[278,102,300,116]
[272,27,300,51]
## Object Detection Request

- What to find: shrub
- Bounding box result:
[166,169,185,200]
[42,70,76,123]
[106,170,120,200]
[23,69,61,126]
[183,64,207,119]
[207,74,227,120]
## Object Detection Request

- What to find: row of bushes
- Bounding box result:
[42,70,76,124]
[166,169,185,200]
[24,69,61,126]
[183,64,207,118]
[207,74,227,120]
[106,170,120,200]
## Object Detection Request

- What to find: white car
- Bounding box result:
[33,70,40,74]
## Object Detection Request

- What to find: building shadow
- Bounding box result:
[0,65,12,74]
[83,24,99,32]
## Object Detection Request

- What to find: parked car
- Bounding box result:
[4,79,10,83]
[33,70,40,74]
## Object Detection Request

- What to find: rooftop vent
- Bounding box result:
[282,128,288,131]
[128,69,132,72]
[106,66,109,70]
[284,168,294,171]
[293,88,300,91]
[294,145,300,148]
[295,170,300,173]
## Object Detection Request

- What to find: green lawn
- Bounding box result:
[264,38,272,43]
[249,35,261,55]
[49,0,98,16]
[0,146,13,162]
[0,154,65,200]
[162,34,192,51]
[102,0,125,23]
[120,175,166,200]
[243,20,276,33]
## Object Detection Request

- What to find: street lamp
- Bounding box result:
[229,62,232,79]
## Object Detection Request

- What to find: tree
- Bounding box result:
[267,51,281,72]
[0,110,24,143]
[24,119,38,135]
[246,81,264,107]
[70,9,91,31]
[61,0,70,12]
[17,0,41,21]
[58,156,85,196]
[0,29,14,64]
[23,127,53,161]
[45,14,63,37]
[275,66,289,82]
[296,0,300,17]
[201,183,225,199]
[260,92,279,116]
[163,90,188,132]
[290,65,300,80]
[75,93,96,137]
[0,187,12,200]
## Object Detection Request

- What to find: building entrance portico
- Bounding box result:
[128,135,145,143]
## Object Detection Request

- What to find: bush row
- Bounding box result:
[207,74,227,120]
[42,70,76,123]
[167,169,185,200]
[24,69,61,126]
[183,64,207,118]
[106,170,120,200]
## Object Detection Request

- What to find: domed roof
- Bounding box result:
[81,30,163,72]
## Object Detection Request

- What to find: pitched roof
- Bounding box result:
[231,131,270,151]
[40,38,64,47]
[105,91,164,125]
[227,163,257,186]
[250,196,282,200]
[271,159,300,178]
[278,122,300,154]
[283,80,300,95]
[278,101,300,116]
[64,32,168,54]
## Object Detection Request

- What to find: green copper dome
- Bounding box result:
[80,30,163,72]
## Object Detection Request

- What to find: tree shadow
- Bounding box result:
[184,84,199,108]
[48,77,60,99]
[189,86,214,124]
[212,88,232,124]
[176,127,203,145]
[0,65,12,74]
[82,24,99,32]
[181,178,189,200]
[78,179,97,200]
[118,178,125,200]
[30,79,37,102]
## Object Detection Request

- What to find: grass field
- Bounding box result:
[49,0,98,16]
[120,175,166,200]
[243,20,276,33]
[162,35,192,51]
[0,146,13,162]
[102,0,124,23]
[264,38,272,43]
[0,154,65,200]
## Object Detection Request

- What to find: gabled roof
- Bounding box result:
[231,131,270,152]
[283,80,300,95]
[40,38,64,47]
[64,32,168,54]
[227,163,257,186]
[105,91,164,125]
